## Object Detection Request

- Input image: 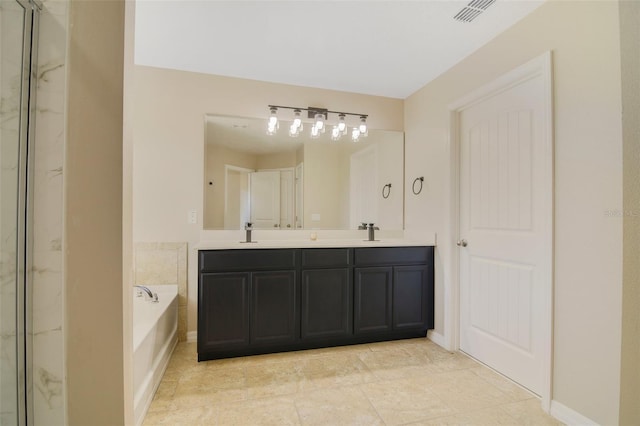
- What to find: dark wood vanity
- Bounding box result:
[197,246,434,361]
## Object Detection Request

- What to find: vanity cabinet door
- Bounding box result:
[301,268,352,339]
[198,272,250,352]
[250,270,298,344]
[354,267,393,335]
[392,265,432,330]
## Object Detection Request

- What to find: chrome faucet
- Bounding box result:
[243,222,254,243]
[134,285,158,302]
[367,223,380,241]
[359,223,380,241]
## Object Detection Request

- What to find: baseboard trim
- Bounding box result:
[550,400,598,426]
[186,331,197,343]
[427,330,447,349]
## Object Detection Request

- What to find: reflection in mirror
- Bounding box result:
[204,115,404,231]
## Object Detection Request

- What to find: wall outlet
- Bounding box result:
[311,213,321,222]
[188,210,197,224]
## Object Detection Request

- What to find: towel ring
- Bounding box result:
[382,183,392,199]
[412,177,424,195]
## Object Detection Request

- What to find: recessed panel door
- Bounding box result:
[251,270,297,344]
[301,268,351,338]
[198,272,250,351]
[350,146,378,228]
[354,267,392,334]
[250,170,280,229]
[459,65,550,395]
[279,169,294,229]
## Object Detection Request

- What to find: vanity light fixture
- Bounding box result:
[266,105,368,141]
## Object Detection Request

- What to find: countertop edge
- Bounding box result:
[194,239,436,250]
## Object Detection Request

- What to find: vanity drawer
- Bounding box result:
[200,249,299,272]
[301,248,352,268]
[354,247,432,266]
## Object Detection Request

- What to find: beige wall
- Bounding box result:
[256,150,297,170]
[302,142,350,229]
[404,1,624,424]
[619,0,640,424]
[65,0,125,424]
[133,66,403,334]
[204,144,258,229]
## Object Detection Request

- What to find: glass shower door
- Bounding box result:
[1,0,36,424]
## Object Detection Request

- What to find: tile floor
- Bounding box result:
[144,338,562,425]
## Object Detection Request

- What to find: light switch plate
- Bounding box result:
[188,210,197,224]
[311,213,321,221]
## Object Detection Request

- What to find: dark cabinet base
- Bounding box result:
[197,329,427,361]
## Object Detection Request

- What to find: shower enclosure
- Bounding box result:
[0,0,40,424]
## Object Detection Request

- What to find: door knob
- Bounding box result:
[457,239,468,247]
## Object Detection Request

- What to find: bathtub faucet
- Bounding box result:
[134,285,159,303]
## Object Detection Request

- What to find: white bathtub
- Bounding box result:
[133,285,178,426]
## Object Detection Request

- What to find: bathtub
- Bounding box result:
[133,284,178,426]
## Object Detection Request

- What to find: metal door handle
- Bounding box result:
[457,239,468,247]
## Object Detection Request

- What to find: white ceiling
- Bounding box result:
[135,0,544,99]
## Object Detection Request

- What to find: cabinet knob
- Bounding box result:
[456,239,468,247]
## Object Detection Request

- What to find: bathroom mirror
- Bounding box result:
[204,114,404,230]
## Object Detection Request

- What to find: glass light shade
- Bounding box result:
[289,123,299,137]
[310,125,320,138]
[331,126,341,141]
[268,107,278,126]
[352,127,361,141]
[338,114,347,133]
[314,113,325,131]
[293,109,302,128]
[359,116,367,135]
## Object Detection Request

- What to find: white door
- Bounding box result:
[350,146,378,228]
[458,62,551,396]
[280,169,294,229]
[224,167,251,230]
[249,171,280,229]
[295,163,304,229]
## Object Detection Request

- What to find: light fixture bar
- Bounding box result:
[267,105,368,120]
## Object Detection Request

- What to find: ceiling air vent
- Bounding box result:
[454,0,496,23]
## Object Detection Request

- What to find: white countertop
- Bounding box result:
[195,238,435,250]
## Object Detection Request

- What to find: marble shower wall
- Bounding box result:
[134,242,188,341]
[31,0,68,424]
[0,2,25,422]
